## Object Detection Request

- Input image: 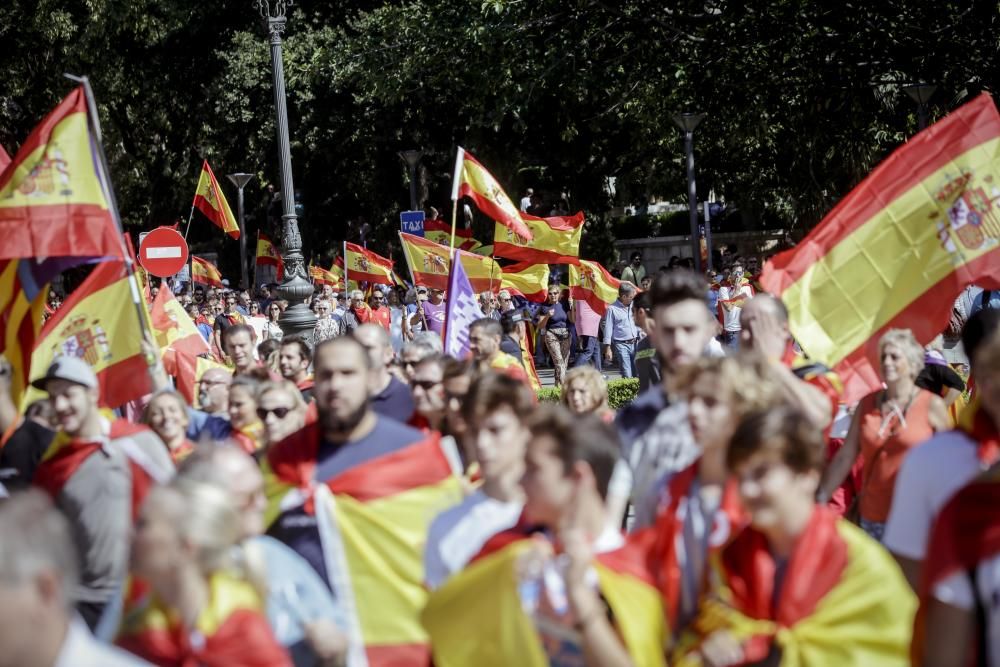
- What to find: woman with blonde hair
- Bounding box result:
[228,373,266,454]
[142,389,196,464]
[561,365,613,422]
[116,479,291,665]
[819,328,949,541]
[256,380,307,452]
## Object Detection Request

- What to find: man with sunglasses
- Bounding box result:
[368,288,392,332]
[213,291,248,357]
[408,354,447,433]
[341,289,371,335]
[354,324,414,423]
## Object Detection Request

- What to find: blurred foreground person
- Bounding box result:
[0,490,148,666]
[561,365,613,422]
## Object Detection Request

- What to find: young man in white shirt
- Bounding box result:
[716,262,754,349]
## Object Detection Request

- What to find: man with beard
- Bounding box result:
[262,336,463,663]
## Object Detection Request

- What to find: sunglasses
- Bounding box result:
[411,379,442,391]
[257,406,294,420]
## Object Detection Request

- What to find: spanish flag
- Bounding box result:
[494,211,584,264]
[172,349,231,406]
[569,259,621,316]
[192,160,239,239]
[150,285,211,360]
[0,86,124,261]
[308,263,341,289]
[255,232,283,280]
[192,256,224,288]
[422,537,667,667]
[425,218,473,247]
[263,423,463,666]
[760,93,1000,403]
[27,261,153,409]
[399,232,501,292]
[452,147,533,241]
[501,262,550,302]
[345,242,394,284]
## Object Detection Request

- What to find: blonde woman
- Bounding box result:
[117,480,291,665]
[561,365,613,422]
[256,380,307,451]
[228,374,266,455]
[819,328,949,541]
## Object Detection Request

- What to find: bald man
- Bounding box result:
[354,324,414,423]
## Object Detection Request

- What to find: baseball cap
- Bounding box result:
[31,356,98,391]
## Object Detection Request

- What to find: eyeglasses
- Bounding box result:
[499,297,511,302]
[257,406,294,420]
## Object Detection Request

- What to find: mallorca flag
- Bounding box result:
[255,232,284,280]
[493,211,584,264]
[192,160,239,239]
[192,256,224,288]
[150,285,211,360]
[422,538,667,667]
[424,218,473,247]
[501,262,550,302]
[569,259,621,316]
[760,93,1000,403]
[452,147,533,241]
[27,262,152,409]
[399,232,501,292]
[263,425,464,666]
[0,86,124,261]
[308,263,341,289]
[345,242,394,284]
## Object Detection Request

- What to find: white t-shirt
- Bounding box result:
[933,554,1000,666]
[717,284,753,332]
[56,617,150,667]
[883,430,983,560]
[423,489,523,590]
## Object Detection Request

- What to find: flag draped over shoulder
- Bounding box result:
[399,232,501,292]
[192,256,224,288]
[493,212,584,264]
[192,160,239,239]
[452,147,533,241]
[255,232,284,280]
[569,260,621,316]
[27,262,152,409]
[345,243,394,284]
[0,86,125,261]
[760,93,1000,403]
[443,250,485,358]
[501,262,550,302]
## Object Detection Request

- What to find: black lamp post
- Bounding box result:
[399,150,424,212]
[256,0,315,338]
[226,172,254,290]
[904,83,937,131]
[673,112,707,273]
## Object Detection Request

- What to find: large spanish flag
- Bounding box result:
[760,93,1000,403]
[399,232,501,292]
[255,232,283,280]
[345,242,394,284]
[452,147,533,241]
[192,160,239,239]
[569,259,621,316]
[494,211,584,264]
[263,425,463,666]
[501,262,550,302]
[27,261,152,409]
[192,256,224,288]
[0,86,124,260]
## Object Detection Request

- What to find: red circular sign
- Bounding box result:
[139,227,189,278]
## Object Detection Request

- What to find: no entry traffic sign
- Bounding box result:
[139,227,189,278]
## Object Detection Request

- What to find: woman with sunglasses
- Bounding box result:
[256,380,307,452]
[818,328,949,541]
[264,302,284,342]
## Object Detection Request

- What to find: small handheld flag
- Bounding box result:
[192,160,239,239]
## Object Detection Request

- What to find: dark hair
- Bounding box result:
[442,356,474,382]
[221,323,254,347]
[314,335,373,370]
[526,404,621,500]
[649,269,708,311]
[630,251,642,261]
[462,372,536,426]
[727,406,825,473]
[257,338,280,361]
[470,317,503,339]
[618,282,637,298]
[280,335,313,364]
[414,352,447,374]
[963,307,1000,371]
[633,291,651,313]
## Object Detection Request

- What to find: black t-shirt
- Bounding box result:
[0,420,55,491]
[500,336,524,363]
[916,363,965,396]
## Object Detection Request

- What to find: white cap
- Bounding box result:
[31,356,99,391]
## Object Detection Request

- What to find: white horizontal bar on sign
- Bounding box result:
[146,247,183,259]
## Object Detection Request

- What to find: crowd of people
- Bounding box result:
[2,259,1000,667]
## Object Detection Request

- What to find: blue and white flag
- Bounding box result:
[443,249,484,358]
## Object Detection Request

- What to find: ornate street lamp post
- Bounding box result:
[257,0,315,338]
[673,112,707,273]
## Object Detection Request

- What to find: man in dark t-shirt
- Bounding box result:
[0,402,56,491]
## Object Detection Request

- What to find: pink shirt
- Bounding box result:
[575,300,601,337]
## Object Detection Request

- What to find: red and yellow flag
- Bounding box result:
[192,256,224,288]
[173,349,230,406]
[569,259,621,316]
[150,285,211,360]
[28,262,152,409]
[501,262,550,302]
[345,242,394,284]
[255,232,283,280]
[424,218,473,247]
[399,232,501,292]
[452,147,533,240]
[308,263,342,289]
[760,93,1000,403]
[0,86,124,260]
[494,211,584,264]
[192,160,239,239]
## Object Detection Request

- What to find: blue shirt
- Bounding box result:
[602,300,638,345]
[371,375,415,423]
[971,289,1000,316]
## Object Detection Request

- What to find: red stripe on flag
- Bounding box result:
[326,436,454,501]
[0,203,125,260]
[424,219,472,238]
[94,353,153,408]
[365,643,431,667]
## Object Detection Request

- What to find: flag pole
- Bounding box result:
[65,74,156,360]
[253,230,259,292]
[343,241,349,294]
[449,147,465,252]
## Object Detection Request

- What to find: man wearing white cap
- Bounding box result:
[29,356,173,630]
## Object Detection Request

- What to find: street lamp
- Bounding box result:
[904,83,936,131]
[399,150,424,212]
[673,112,707,273]
[226,172,254,290]
[256,0,315,338]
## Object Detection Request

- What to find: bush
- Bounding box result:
[536,378,640,410]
